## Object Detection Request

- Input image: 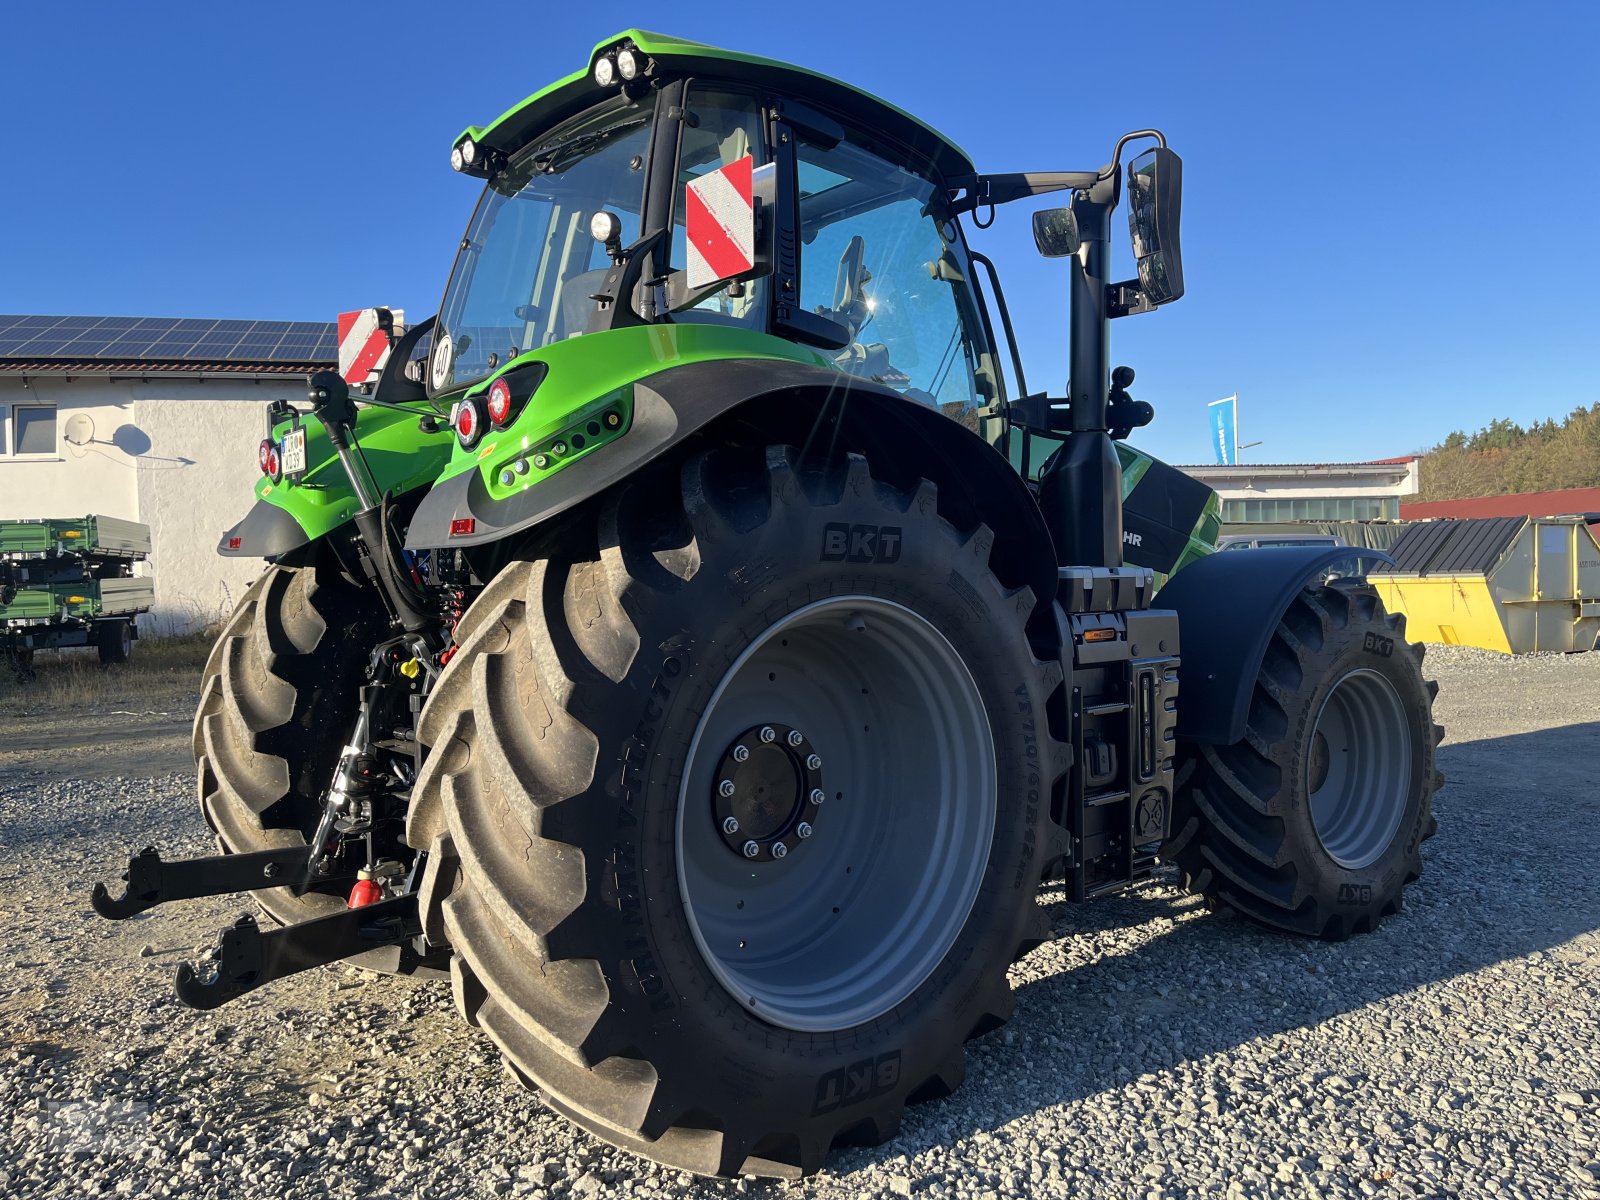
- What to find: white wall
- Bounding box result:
[133,392,275,630]
[0,377,139,518]
[0,373,296,633]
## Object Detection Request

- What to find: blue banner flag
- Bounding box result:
[1208,395,1237,465]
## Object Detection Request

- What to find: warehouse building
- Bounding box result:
[0,315,335,632]
[1178,457,1421,523]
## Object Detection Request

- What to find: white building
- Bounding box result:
[0,315,335,632]
[1179,458,1421,524]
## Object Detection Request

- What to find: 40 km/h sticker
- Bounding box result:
[686,156,755,290]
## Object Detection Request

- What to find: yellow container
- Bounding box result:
[1371,517,1600,654]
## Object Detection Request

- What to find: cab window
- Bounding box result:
[667,87,768,329]
[797,137,999,431]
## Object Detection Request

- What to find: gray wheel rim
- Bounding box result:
[676,596,996,1032]
[1307,668,1412,869]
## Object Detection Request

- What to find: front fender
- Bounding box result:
[218,402,453,560]
[1155,546,1395,745]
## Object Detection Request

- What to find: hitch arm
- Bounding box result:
[90,845,317,920]
[173,894,419,1010]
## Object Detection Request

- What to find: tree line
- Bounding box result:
[1415,403,1600,501]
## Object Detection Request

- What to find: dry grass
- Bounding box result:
[0,628,215,719]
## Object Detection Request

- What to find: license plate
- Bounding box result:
[280,426,307,476]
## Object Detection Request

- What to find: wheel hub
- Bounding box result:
[713,724,823,862]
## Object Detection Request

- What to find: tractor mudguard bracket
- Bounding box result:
[90,844,318,920]
[173,894,420,1011]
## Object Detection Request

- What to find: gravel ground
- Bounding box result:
[2,644,1597,1199]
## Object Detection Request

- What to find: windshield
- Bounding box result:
[429,97,655,395]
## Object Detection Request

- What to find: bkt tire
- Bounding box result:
[1166,582,1442,938]
[408,447,1064,1177]
[193,557,436,973]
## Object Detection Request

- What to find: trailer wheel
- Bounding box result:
[408,447,1062,1178]
[7,645,34,684]
[1165,583,1442,938]
[97,619,133,664]
[192,560,395,934]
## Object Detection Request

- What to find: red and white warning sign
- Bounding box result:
[337,308,404,385]
[686,156,755,291]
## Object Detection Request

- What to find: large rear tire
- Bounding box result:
[1164,582,1442,938]
[192,558,384,928]
[408,447,1063,1177]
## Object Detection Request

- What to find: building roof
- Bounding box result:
[1401,487,1600,522]
[0,315,336,376]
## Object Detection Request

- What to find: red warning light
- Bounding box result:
[449,518,476,537]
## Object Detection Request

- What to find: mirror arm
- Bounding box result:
[1108,280,1157,319]
[965,171,1103,210]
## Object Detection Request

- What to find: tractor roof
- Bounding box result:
[455,29,975,182]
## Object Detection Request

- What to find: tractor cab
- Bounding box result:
[431,34,1004,447]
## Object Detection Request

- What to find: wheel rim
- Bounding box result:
[1306,668,1412,869]
[677,596,996,1032]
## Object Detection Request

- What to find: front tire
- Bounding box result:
[1165,582,1442,938]
[408,447,1063,1177]
[192,558,383,928]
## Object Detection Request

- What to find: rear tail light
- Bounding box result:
[485,377,514,426]
[454,397,485,448]
[259,440,281,482]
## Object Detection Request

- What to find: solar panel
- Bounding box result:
[0,314,339,362]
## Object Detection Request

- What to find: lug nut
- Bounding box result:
[759,726,776,743]
[718,779,736,797]
[722,816,740,835]
[796,822,812,839]
[809,788,826,805]
[787,730,804,746]
[806,754,822,770]
[732,745,749,762]
[771,842,788,859]
[742,840,760,859]
[514,458,530,475]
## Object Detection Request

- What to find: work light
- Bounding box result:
[459,138,478,168]
[616,47,647,80]
[593,55,617,87]
[450,145,464,172]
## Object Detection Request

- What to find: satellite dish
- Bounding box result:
[64,413,96,446]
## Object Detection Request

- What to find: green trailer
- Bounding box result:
[1,515,153,680]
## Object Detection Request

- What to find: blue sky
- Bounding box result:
[1,2,1595,465]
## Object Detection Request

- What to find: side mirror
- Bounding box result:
[1127,147,1183,305]
[1032,207,1081,258]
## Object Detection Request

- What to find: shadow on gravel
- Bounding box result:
[832,720,1600,1172]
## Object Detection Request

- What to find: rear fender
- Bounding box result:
[1155,546,1395,745]
[404,358,1058,606]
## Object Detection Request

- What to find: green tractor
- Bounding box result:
[92,30,1441,1178]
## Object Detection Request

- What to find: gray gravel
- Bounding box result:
[2,644,1597,1199]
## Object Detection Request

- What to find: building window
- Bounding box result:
[1221,495,1398,523]
[10,405,56,456]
